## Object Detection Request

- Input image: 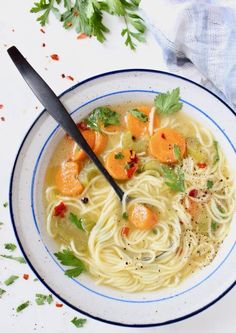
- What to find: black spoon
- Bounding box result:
[7,46,124,201]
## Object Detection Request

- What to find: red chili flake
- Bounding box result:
[197,162,207,169]
[42,43,46,47]
[77,33,88,40]
[55,303,63,308]
[0,104,4,109]
[73,10,79,17]
[23,274,29,280]
[126,165,137,179]
[12,29,15,32]
[66,75,74,81]
[121,227,130,237]
[50,54,59,61]
[61,74,65,78]
[130,152,139,164]
[54,202,67,217]
[180,221,183,225]
[77,121,88,130]
[161,133,166,139]
[40,28,45,33]
[1,117,5,121]
[66,21,73,27]
[189,189,198,198]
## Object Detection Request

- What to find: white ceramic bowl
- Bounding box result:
[10,69,236,327]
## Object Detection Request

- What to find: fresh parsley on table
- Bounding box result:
[30,0,146,49]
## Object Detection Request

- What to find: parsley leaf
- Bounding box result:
[30,0,57,26]
[207,180,213,189]
[128,109,148,122]
[16,301,30,313]
[115,152,124,159]
[0,255,26,264]
[161,166,185,192]
[0,288,6,297]
[211,221,218,231]
[54,250,85,278]
[35,293,53,305]
[122,212,128,219]
[4,275,19,286]
[71,317,87,328]
[213,141,220,165]
[154,88,183,115]
[4,243,17,251]
[69,213,84,231]
[173,144,181,161]
[86,107,120,131]
[3,202,8,208]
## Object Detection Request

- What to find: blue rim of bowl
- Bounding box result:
[9,68,236,327]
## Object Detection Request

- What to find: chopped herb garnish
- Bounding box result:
[4,275,19,286]
[86,107,120,131]
[33,278,38,282]
[213,141,220,165]
[161,166,185,192]
[54,250,85,278]
[115,152,124,159]
[128,109,148,122]
[173,144,181,161]
[211,221,218,231]
[3,202,8,208]
[69,213,84,231]
[35,293,53,305]
[207,180,214,189]
[0,255,26,264]
[71,317,87,328]
[154,88,182,115]
[122,212,128,220]
[4,243,17,251]
[16,301,30,313]
[0,222,3,226]
[0,288,6,297]
[152,229,157,235]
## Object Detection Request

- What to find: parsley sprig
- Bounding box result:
[86,107,120,131]
[30,0,146,49]
[161,165,185,192]
[155,88,183,115]
[128,108,148,122]
[54,249,85,278]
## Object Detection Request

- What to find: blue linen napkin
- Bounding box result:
[142,0,236,110]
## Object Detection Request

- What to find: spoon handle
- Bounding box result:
[8,46,124,201]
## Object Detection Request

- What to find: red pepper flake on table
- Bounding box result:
[0,104,4,109]
[77,33,88,40]
[50,54,59,61]
[42,43,46,47]
[66,75,74,81]
[55,302,63,308]
[40,28,45,33]
[1,117,5,122]
[23,274,29,280]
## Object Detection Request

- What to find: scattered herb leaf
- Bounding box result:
[173,144,181,161]
[33,278,38,282]
[3,202,8,208]
[0,288,6,297]
[4,243,17,251]
[71,317,87,328]
[207,180,213,189]
[152,229,157,235]
[4,275,19,286]
[115,152,124,159]
[0,255,26,264]
[16,301,30,313]
[86,107,120,131]
[161,166,185,192]
[35,293,53,305]
[69,213,84,231]
[213,141,220,165]
[154,88,182,115]
[211,221,218,231]
[54,250,85,278]
[128,108,148,122]
[122,212,128,220]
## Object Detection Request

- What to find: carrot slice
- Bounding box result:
[70,129,96,161]
[129,204,158,230]
[105,148,132,180]
[149,128,186,163]
[55,161,83,196]
[126,106,160,138]
[186,199,198,217]
[94,132,108,155]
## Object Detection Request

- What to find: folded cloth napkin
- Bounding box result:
[141,0,236,110]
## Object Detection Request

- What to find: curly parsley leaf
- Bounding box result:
[0,254,26,264]
[4,243,17,251]
[69,212,84,231]
[71,317,87,328]
[16,301,30,313]
[161,165,185,192]
[128,109,148,122]
[155,88,183,115]
[35,293,53,305]
[86,107,120,131]
[54,249,85,278]
[30,0,59,26]
[4,275,19,286]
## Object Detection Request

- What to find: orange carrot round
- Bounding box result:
[94,132,108,155]
[55,161,83,196]
[149,128,186,163]
[129,204,158,230]
[105,148,133,180]
[70,129,96,161]
[126,106,160,138]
